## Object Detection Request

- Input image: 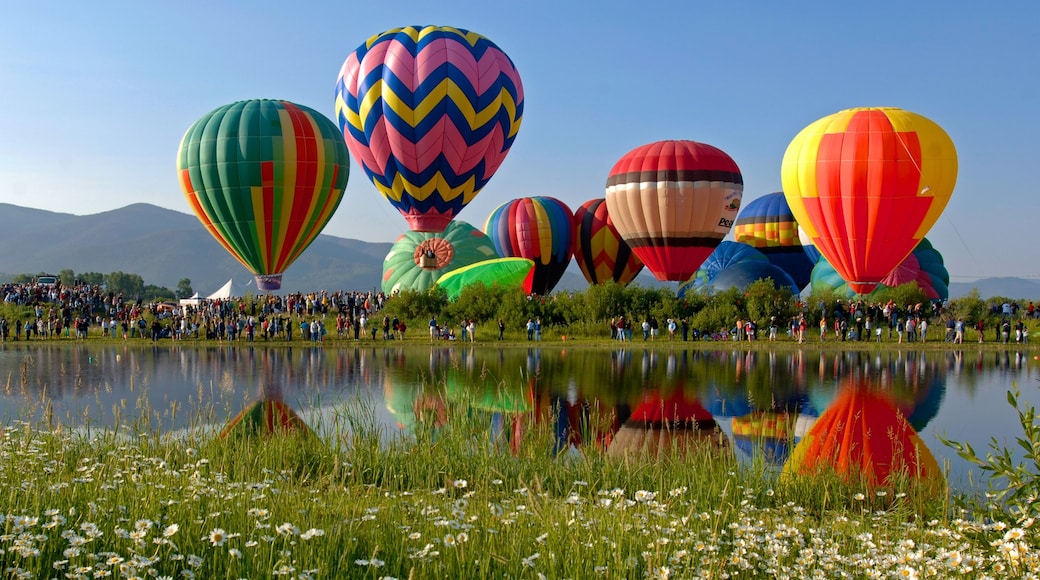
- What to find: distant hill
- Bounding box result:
[0,203,1037,301]
[948,277,1040,301]
[0,203,391,294]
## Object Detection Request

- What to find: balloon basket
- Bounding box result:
[255,275,282,292]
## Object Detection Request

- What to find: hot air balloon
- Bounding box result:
[572,198,644,286]
[484,196,573,294]
[679,241,769,296]
[382,221,498,294]
[810,238,949,300]
[335,25,524,232]
[605,140,743,282]
[733,192,815,289]
[177,99,350,291]
[435,257,535,300]
[782,107,957,294]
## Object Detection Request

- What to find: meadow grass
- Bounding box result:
[0,382,1037,580]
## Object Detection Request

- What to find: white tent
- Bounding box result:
[206,279,235,300]
[178,292,202,308]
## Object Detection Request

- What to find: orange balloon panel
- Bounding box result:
[606,140,743,282]
[781,107,957,294]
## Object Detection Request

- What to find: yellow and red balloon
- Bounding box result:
[781,107,957,295]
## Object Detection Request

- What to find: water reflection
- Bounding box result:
[0,343,1034,493]
[782,377,945,492]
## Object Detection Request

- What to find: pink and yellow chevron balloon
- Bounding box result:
[335,25,525,232]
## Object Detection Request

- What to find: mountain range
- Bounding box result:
[0,203,1036,300]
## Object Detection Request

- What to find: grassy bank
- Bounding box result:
[0,388,1036,579]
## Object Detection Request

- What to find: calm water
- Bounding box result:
[0,342,1035,493]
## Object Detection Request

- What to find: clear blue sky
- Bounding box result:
[1,1,1036,282]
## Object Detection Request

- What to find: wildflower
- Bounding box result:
[895,565,917,579]
[444,534,456,547]
[301,528,325,540]
[522,552,541,567]
[635,490,657,503]
[163,524,179,537]
[228,548,242,559]
[208,528,227,546]
[408,532,422,540]
[453,479,468,489]
[276,522,299,537]
[853,493,866,501]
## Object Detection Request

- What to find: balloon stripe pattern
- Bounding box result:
[782,107,957,294]
[177,100,350,291]
[606,140,743,282]
[733,192,815,289]
[336,25,524,232]
[572,199,643,286]
[733,192,800,248]
[484,196,573,295]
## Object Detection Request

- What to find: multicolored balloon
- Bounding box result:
[782,107,957,294]
[572,198,643,286]
[335,25,524,232]
[810,238,949,300]
[606,140,743,281]
[382,221,498,294]
[484,196,574,294]
[177,100,350,291]
[733,192,815,289]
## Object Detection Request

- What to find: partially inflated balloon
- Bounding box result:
[782,107,957,294]
[606,140,743,281]
[485,196,573,294]
[177,100,350,291]
[335,25,524,232]
[572,198,643,286]
[733,192,814,289]
[678,241,769,297]
[382,221,498,294]
[435,257,534,301]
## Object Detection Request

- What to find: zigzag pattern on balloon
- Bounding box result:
[335,26,523,211]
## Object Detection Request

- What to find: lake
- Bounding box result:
[0,342,1034,494]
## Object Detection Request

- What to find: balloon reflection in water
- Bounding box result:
[784,378,944,493]
[607,390,729,460]
[219,350,316,440]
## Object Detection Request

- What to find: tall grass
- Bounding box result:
[0,381,1035,579]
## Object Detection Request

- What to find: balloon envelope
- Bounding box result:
[781,107,957,294]
[435,257,534,301]
[335,25,524,232]
[572,198,644,286]
[606,140,743,281]
[733,192,815,289]
[382,221,498,294]
[810,238,949,300]
[484,196,573,294]
[177,100,350,291]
